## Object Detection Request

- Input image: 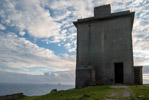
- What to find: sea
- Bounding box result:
[0,83,74,96]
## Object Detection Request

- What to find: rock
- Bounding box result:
[0,93,26,100]
[82,94,90,98]
[50,89,57,93]
[110,92,118,96]
[79,94,90,99]
[122,91,131,97]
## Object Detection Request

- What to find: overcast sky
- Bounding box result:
[0,0,148,85]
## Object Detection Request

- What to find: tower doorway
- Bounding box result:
[114,62,124,83]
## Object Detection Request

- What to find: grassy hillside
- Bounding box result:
[18,85,149,100]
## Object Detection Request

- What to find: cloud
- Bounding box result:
[0,0,105,53]
[0,32,75,74]
[0,70,75,85]
[0,24,6,30]
[0,0,61,38]
[54,11,72,21]
[48,0,95,19]
[134,57,149,66]
[41,0,95,51]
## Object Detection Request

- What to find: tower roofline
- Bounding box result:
[73,11,134,26]
[73,4,135,27]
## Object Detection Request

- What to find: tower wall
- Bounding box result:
[74,4,136,88]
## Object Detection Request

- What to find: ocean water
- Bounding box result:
[0,83,74,96]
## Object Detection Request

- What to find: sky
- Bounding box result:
[0,0,148,85]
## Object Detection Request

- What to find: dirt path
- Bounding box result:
[106,85,132,100]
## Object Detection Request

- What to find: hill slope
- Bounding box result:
[18,85,149,100]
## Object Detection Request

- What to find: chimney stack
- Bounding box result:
[94,4,111,18]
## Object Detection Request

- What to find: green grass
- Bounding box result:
[17,85,149,100]
[129,85,149,100]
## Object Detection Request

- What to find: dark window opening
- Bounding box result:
[114,62,124,83]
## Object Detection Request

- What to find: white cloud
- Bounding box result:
[0,0,95,52]
[54,11,72,21]
[41,0,95,50]
[0,32,76,74]
[61,29,67,34]
[0,0,61,38]
[64,43,71,49]
[48,0,94,19]
[134,57,149,66]
[19,31,25,36]
[64,42,76,53]
[0,24,6,30]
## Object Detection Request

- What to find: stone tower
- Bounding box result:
[73,4,143,88]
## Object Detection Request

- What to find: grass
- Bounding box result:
[129,85,149,100]
[17,85,149,100]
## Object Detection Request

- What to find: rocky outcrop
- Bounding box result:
[0,93,26,100]
[50,89,57,93]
